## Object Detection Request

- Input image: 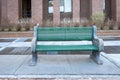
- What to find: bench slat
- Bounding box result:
[36,45,98,51]
[37,27,93,41]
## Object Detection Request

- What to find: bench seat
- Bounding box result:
[36,45,98,51]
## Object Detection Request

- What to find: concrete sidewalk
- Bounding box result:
[0,36,120,79]
[0,53,120,78]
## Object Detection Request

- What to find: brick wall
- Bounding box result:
[0,30,120,38]
[0,0,19,25]
[105,0,111,20]
[43,0,49,21]
[7,0,19,23]
[1,0,7,26]
[116,0,120,21]
[72,0,80,22]
[53,0,60,25]
[0,0,1,25]
[111,0,116,21]
[80,0,90,19]
[90,0,103,14]
[105,0,120,21]
[1,0,120,25]
[31,0,43,25]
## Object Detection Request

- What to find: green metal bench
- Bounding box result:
[31,26,104,65]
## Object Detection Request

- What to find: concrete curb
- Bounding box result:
[0,74,120,78]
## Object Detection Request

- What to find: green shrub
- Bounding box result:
[91,12,105,23]
[91,12,105,29]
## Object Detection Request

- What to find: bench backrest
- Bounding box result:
[35,27,95,41]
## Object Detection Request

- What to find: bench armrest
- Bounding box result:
[93,37,104,51]
[31,37,37,53]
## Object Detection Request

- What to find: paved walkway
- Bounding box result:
[0,54,120,78]
[0,36,120,79]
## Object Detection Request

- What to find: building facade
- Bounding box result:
[0,0,120,26]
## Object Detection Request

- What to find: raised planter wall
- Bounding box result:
[0,30,120,38]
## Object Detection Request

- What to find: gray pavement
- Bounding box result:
[0,54,120,77]
[0,36,120,78]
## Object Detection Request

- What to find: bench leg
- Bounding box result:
[30,52,37,66]
[90,51,103,65]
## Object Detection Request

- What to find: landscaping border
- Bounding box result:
[0,30,120,38]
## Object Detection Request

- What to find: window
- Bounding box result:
[64,0,71,12]
[48,0,53,13]
[60,0,64,12]
[103,0,105,13]
[48,0,71,13]
[20,0,31,18]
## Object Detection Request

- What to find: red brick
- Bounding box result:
[1,0,7,25]
[0,79,8,80]
[7,0,19,23]
[72,0,80,22]
[90,0,103,14]
[116,0,120,21]
[80,0,90,19]
[43,0,49,21]
[0,30,120,38]
[31,0,43,25]
[105,0,111,19]
[0,0,1,25]
[0,0,120,25]
[53,0,60,25]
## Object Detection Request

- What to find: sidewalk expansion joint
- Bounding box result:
[101,52,120,69]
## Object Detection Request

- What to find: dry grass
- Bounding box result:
[0,13,120,32]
